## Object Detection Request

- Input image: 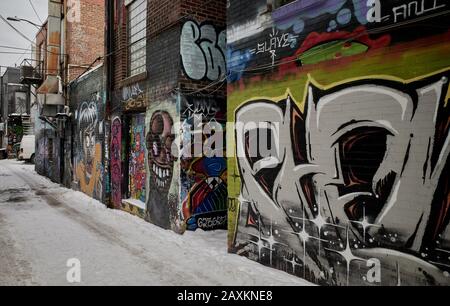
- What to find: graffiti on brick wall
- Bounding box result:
[146,103,181,232]
[227,47,253,82]
[129,114,146,203]
[35,134,46,173]
[63,133,73,188]
[248,27,296,66]
[122,83,146,111]
[35,128,60,182]
[111,117,122,208]
[181,97,223,119]
[374,0,446,24]
[227,0,450,285]
[272,0,447,33]
[180,20,226,81]
[227,0,448,81]
[182,157,228,231]
[180,96,228,231]
[231,71,450,285]
[74,97,104,200]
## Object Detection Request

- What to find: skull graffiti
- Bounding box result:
[147,111,175,191]
[146,110,176,229]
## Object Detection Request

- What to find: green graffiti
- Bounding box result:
[299,40,368,66]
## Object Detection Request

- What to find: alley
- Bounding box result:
[0,159,312,286]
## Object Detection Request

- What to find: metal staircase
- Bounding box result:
[21,115,34,136]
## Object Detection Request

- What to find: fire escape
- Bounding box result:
[19,58,44,134]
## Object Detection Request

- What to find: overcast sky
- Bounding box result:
[0,0,48,75]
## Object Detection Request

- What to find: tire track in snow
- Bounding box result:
[5,163,221,285]
[0,167,35,286]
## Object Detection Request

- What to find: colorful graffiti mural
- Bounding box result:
[145,101,181,232]
[74,97,104,201]
[228,0,450,286]
[129,113,146,203]
[122,83,146,111]
[180,96,228,231]
[70,65,105,202]
[111,117,122,208]
[232,72,450,285]
[182,157,228,231]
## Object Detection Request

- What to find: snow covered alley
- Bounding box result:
[0,160,312,286]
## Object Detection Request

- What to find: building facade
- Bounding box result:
[35,0,105,185]
[106,0,227,232]
[227,0,450,285]
[0,67,32,158]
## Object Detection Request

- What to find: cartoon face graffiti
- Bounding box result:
[147,111,175,192]
[78,102,98,184]
[146,110,176,229]
[234,73,450,285]
[75,100,103,200]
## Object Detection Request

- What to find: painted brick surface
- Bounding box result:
[227,0,450,286]
[69,65,106,202]
[109,0,228,233]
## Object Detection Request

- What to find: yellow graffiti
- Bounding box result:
[233,67,450,116]
[121,202,146,219]
[446,85,450,107]
[303,67,450,103]
[76,143,102,197]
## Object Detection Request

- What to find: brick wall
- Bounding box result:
[227,0,450,286]
[112,0,127,88]
[111,0,227,101]
[66,0,105,82]
[178,0,227,96]
[108,0,228,233]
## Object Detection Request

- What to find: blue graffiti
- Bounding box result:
[337,8,352,25]
[227,47,253,82]
[352,0,370,25]
[274,0,370,34]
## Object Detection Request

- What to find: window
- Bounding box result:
[127,0,147,77]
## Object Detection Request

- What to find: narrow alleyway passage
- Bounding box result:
[0,160,312,286]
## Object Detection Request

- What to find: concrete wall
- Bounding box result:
[227,0,450,286]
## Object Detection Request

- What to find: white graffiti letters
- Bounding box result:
[235,74,450,284]
[180,21,226,81]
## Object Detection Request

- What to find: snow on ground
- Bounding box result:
[0,160,313,286]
